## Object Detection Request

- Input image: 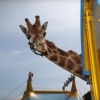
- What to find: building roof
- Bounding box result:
[21,72,79,100]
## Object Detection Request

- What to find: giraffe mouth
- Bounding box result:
[28,34,47,56]
[29,43,47,56]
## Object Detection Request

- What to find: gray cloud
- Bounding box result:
[0,0,90,99]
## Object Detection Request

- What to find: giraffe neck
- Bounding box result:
[44,40,87,80]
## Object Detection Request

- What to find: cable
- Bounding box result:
[1,80,27,100]
[76,84,83,99]
[14,91,23,100]
[76,80,89,91]
[13,88,25,100]
[76,93,82,100]
[1,77,89,100]
[33,77,66,80]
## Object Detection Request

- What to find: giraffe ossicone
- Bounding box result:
[19,16,88,80]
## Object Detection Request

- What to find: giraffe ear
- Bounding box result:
[19,25,27,34]
[42,22,48,30]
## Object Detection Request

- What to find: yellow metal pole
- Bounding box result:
[98,7,100,22]
[84,22,90,71]
[84,0,100,99]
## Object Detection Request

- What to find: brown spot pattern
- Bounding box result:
[46,40,56,49]
[48,48,52,54]
[58,56,66,67]
[49,55,58,62]
[53,50,57,54]
[71,56,81,64]
[75,67,82,75]
[79,54,82,58]
[68,50,77,55]
[67,59,75,70]
[57,49,69,57]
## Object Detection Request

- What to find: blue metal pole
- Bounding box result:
[98,0,100,6]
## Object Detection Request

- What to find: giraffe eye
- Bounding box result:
[43,32,46,37]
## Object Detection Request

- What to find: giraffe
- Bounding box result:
[19,16,88,80]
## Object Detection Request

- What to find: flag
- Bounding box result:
[68,77,72,82]
[29,72,33,77]
[71,75,75,79]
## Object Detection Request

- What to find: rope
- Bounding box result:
[76,84,83,99]
[1,78,90,99]
[1,80,27,100]
[13,88,25,100]
[76,93,83,100]
[33,77,66,80]
[76,80,89,91]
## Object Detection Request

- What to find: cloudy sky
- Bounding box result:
[0,0,90,100]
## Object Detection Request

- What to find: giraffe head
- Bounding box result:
[19,16,48,54]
